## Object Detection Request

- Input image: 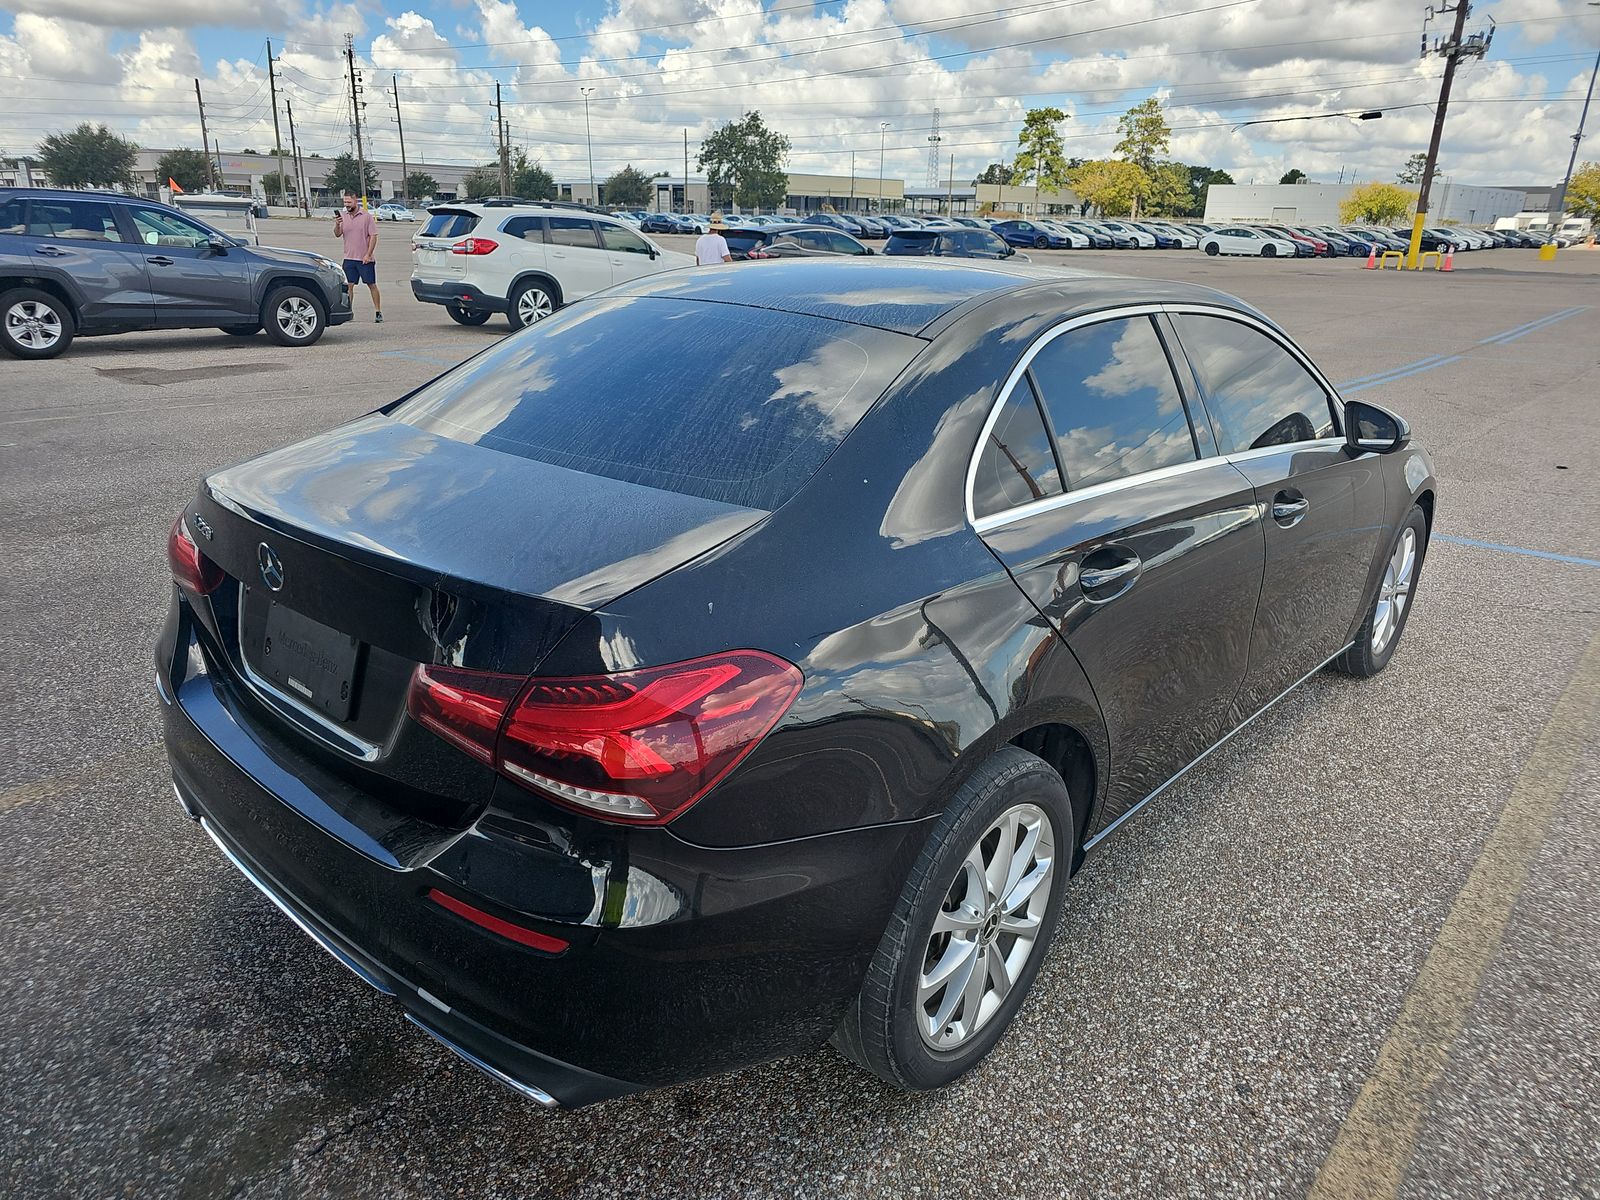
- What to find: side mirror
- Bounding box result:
[207,237,230,255]
[648,246,659,259]
[864,247,875,255]
[1004,245,1016,257]
[1344,399,1410,454]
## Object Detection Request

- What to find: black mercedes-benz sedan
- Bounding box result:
[157,259,1435,1107]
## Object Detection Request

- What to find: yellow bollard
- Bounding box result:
[1539,243,1558,261]
[1378,250,1406,270]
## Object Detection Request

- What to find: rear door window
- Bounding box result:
[422,211,479,239]
[548,217,600,248]
[1170,314,1337,453]
[393,297,922,510]
[972,377,1064,518]
[0,197,26,235]
[1028,317,1198,490]
[28,200,126,242]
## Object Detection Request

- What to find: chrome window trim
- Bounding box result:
[964,303,1348,533]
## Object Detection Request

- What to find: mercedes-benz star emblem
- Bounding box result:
[257,542,285,591]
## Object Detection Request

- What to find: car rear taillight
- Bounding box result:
[407,651,803,824]
[167,514,224,595]
[450,238,499,255]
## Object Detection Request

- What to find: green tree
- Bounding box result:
[323,153,378,196]
[698,111,791,210]
[157,148,211,192]
[1339,182,1418,224]
[1562,161,1600,220]
[511,151,557,200]
[1397,152,1434,184]
[1280,168,1307,185]
[261,171,294,202]
[1114,98,1170,217]
[36,123,138,189]
[1067,159,1148,217]
[1012,107,1070,206]
[602,164,652,207]
[405,171,438,199]
[972,161,1012,185]
[461,165,500,199]
[1187,164,1233,214]
[1146,161,1195,217]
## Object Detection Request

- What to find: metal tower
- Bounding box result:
[926,107,942,188]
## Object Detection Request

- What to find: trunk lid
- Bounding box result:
[188,414,765,821]
[411,207,479,281]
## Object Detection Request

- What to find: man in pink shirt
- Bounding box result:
[333,190,382,322]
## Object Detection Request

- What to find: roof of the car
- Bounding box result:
[603,258,1257,337]
[1,186,135,200]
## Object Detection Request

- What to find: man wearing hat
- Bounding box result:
[695,213,733,265]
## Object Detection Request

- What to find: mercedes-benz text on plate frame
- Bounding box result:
[155,259,1435,1107]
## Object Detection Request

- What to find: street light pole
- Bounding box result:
[1553,45,1600,224]
[878,122,890,213]
[580,86,596,205]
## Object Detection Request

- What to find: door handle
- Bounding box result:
[1079,559,1141,590]
[1271,493,1310,525]
[36,245,69,257]
[146,256,175,266]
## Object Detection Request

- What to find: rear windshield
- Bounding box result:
[722,230,765,253]
[392,296,922,510]
[422,211,478,238]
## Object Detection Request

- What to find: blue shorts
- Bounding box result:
[343,259,376,285]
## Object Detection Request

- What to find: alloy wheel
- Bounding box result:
[1371,527,1417,655]
[518,287,554,325]
[275,296,318,341]
[917,803,1055,1051]
[6,300,62,350]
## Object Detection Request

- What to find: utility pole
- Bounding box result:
[391,75,410,203]
[266,41,288,207]
[580,86,596,205]
[946,153,954,214]
[878,122,890,213]
[683,128,688,214]
[345,34,368,204]
[496,82,509,195]
[1406,2,1493,267]
[1553,46,1600,224]
[849,150,856,212]
[194,79,216,191]
[286,98,308,216]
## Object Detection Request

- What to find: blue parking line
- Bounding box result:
[1480,306,1589,345]
[378,350,461,367]
[1341,355,1463,394]
[1339,354,1448,388]
[1433,534,1600,568]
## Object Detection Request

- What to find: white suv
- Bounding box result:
[410,201,695,329]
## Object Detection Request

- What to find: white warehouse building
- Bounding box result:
[1204,181,1528,226]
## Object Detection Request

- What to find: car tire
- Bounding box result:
[1033,236,1048,249]
[0,287,75,360]
[1261,244,1277,257]
[219,323,261,337]
[831,745,1074,1091]
[446,304,491,326]
[1332,505,1428,678]
[508,279,558,330]
[1204,242,1220,256]
[261,285,327,347]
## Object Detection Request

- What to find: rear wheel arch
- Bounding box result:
[509,271,563,308]
[1010,722,1096,861]
[0,274,80,322]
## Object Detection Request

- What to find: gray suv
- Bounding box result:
[1,188,352,360]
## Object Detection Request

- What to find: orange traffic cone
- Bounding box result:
[1363,244,1377,269]
[1441,245,1455,272]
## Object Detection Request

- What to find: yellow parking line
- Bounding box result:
[1309,625,1600,1199]
[0,741,165,816]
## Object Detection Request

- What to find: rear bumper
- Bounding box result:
[409,278,508,314]
[156,597,926,1105]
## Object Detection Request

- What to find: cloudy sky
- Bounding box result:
[2,0,1598,188]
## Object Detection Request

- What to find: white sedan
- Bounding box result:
[1098,220,1156,248]
[1199,226,1298,257]
[374,203,417,221]
[1042,221,1091,248]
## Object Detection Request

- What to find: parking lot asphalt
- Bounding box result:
[1,220,1597,1200]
